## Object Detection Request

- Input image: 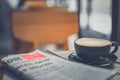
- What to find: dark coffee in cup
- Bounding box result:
[74,38,118,62]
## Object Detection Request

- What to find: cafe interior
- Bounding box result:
[0,0,120,55]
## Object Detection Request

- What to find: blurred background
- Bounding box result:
[0,0,120,55]
[0,0,78,54]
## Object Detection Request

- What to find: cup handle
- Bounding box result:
[110,41,119,55]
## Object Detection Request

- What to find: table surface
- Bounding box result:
[0,48,120,80]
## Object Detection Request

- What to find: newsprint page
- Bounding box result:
[1,49,117,80]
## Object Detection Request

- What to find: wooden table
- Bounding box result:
[12,2,78,50]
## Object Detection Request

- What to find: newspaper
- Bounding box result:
[1,49,117,80]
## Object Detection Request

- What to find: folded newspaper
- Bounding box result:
[1,49,117,80]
